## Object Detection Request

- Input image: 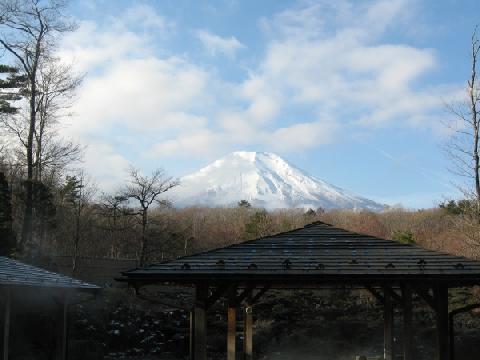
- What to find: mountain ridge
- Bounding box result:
[168,151,385,211]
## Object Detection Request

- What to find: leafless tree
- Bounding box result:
[33,60,83,181]
[1,63,83,182]
[123,167,179,266]
[444,26,480,245]
[99,192,132,258]
[61,171,95,274]
[445,28,480,200]
[100,193,128,228]
[0,0,77,249]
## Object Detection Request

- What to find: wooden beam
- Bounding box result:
[206,284,233,309]
[383,286,394,360]
[416,287,436,310]
[2,289,10,360]
[244,296,253,360]
[55,292,68,360]
[250,285,270,305]
[384,286,403,305]
[236,286,253,305]
[227,288,237,360]
[402,284,413,360]
[365,285,384,304]
[434,286,450,360]
[194,284,208,360]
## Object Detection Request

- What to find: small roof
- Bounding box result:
[0,256,99,290]
[122,222,480,288]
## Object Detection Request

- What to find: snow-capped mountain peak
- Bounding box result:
[170,151,384,211]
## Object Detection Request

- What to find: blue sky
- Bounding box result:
[58,0,480,208]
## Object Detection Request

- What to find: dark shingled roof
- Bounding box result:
[122,222,480,287]
[0,256,99,290]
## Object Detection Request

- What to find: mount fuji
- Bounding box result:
[169,151,385,211]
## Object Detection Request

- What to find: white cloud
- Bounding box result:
[122,4,174,32]
[151,130,226,158]
[267,121,339,152]
[68,56,209,136]
[145,0,459,159]
[58,21,149,73]
[249,0,457,134]
[196,30,245,58]
[56,0,462,184]
[57,6,212,183]
[82,141,130,191]
[59,4,174,73]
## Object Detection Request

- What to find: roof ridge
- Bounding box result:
[303,220,333,228]
[130,221,476,271]
[136,221,327,270]
[122,222,480,283]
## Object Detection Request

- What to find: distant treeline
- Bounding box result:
[1,163,478,270]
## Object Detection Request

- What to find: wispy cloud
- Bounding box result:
[122,4,175,32]
[196,30,245,58]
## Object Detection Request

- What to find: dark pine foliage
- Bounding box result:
[0,64,27,114]
[0,172,15,255]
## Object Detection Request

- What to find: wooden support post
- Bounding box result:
[227,288,237,360]
[449,313,454,360]
[227,307,236,360]
[55,292,68,360]
[383,286,394,360]
[434,286,450,360]
[402,285,413,360]
[243,300,253,360]
[194,284,208,360]
[189,311,195,360]
[2,289,11,360]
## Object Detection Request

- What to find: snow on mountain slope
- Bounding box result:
[169,151,385,211]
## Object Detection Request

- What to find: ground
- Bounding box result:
[63,286,480,360]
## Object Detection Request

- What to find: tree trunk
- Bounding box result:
[72,205,81,275]
[139,208,148,266]
[21,73,37,250]
[469,33,480,221]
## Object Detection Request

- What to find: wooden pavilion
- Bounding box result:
[0,256,99,360]
[121,221,480,360]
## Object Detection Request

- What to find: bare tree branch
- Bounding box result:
[123,167,179,265]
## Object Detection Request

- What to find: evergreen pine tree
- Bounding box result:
[0,172,15,255]
[0,64,26,114]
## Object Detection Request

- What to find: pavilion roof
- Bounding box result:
[122,222,480,287]
[0,256,99,290]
